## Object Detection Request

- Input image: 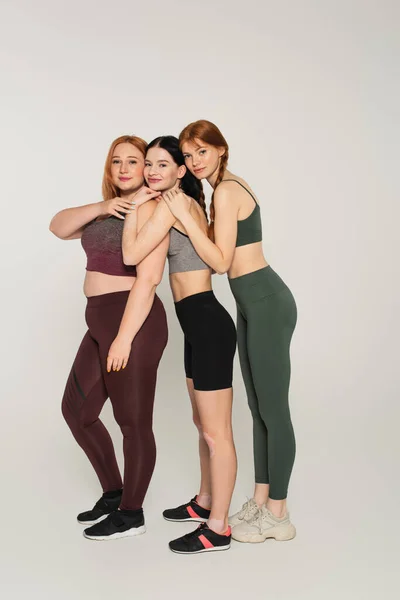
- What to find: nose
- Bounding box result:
[148,165,159,176]
[120,162,128,173]
[192,156,199,167]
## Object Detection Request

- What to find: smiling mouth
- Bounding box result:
[119,177,132,182]
[148,178,162,183]
[194,167,205,173]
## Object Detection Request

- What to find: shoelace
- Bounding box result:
[238,498,258,521]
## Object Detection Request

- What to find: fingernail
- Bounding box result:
[107,369,110,373]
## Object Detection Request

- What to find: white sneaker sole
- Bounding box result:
[232,524,296,543]
[170,544,230,554]
[83,525,146,541]
[77,514,109,526]
[163,516,208,523]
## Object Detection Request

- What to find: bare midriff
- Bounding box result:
[227,241,269,280]
[84,271,137,298]
[170,269,212,303]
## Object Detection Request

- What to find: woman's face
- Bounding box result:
[144,147,186,192]
[181,139,223,180]
[110,143,145,193]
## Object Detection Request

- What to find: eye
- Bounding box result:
[112,159,120,164]
[159,163,168,168]
[199,150,206,155]
[144,162,151,167]
[183,154,190,159]
[129,160,137,165]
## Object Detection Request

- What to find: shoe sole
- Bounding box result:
[77,514,109,526]
[83,525,146,541]
[163,516,208,523]
[232,524,296,543]
[170,544,230,554]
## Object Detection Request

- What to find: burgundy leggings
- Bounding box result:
[61,291,168,510]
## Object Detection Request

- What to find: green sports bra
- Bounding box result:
[218,179,263,247]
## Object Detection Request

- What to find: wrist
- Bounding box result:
[96,201,106,216]
[116,331,134,344]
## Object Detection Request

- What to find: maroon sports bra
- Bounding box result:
[81,216,136,277]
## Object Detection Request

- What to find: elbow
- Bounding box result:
[122,250,137,266]
[136,274,161,289]
[214,261,230,275]
[49,221,64,239]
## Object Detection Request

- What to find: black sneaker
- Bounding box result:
[163,496,211,523]
[169,523,231,554]
[83,509,145,541]
[77,489,123,525]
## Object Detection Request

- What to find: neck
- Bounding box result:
[207,168,232,189]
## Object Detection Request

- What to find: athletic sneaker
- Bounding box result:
[231,505,296,543]
[228,498,259,527]
[169,523,231,554]
[163,496,211,523]
[77,490,123,525]
[83,509,145,541]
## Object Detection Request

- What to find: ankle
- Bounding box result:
[196,493,212,509]
[266,499,287,519]
[207,517,228,534]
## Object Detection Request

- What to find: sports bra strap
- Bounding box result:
[217,179,258,204]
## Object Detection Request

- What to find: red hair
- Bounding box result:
[102,135,147,200]
[179,120,229,239]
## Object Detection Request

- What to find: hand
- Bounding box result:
[162,188,191,220]
[101,197,134,220]
[129,186,161,208]
[107,336,132,373]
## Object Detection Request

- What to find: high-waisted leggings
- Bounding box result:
[229,266,297,500]
[61,291,168,510]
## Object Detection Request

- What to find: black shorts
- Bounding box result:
[174,291,237,391]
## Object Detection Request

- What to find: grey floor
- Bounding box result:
[4,350,398,600]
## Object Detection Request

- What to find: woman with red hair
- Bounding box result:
[161,120,298,544]
[50,136,168,541]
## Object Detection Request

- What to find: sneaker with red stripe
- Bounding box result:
[169,523,231,554]
[163,497,211,523]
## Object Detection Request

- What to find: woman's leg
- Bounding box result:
[186,376,212,508]
[247,288,297,516]
[194,387,237,532]
[61,330,122,492]
[236,306,270,506]
[97,295,168,511]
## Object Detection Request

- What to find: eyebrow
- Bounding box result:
[112,155,140,159]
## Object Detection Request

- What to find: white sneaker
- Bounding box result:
[228,498,259,528]
[231,505,296,543]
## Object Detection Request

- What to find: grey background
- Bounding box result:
[1,0,399,598]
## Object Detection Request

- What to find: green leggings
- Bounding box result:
[229,266,297,500]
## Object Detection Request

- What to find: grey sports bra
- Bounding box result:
[168,227,210,275]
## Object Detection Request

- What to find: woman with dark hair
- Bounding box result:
[122,136,237,554]
[50,135,168,541]
[161,121,297,544]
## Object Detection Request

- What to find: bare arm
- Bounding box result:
[122,199,175,265]
[49,197,134,240]
[169,187,239,274]
[108,201,169,372]
[49,203,103,240]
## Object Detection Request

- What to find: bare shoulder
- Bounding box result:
[216,175,259,205]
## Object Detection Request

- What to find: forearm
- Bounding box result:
[117,277,158,343]
[180,214,229,274]
[49,202,103,239]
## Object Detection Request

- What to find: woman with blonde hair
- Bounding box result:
[50,135,168,541]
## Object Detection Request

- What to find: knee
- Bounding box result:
[202,425,233,457]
